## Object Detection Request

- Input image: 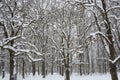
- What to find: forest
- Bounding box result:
[0,0,120,80]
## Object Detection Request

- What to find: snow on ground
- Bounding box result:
[0,73,120,80]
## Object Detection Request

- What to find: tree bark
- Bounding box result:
[37,62,40,75]
[22,59,25,78]
[101,0,118,80]
[9,50,14,80]
[41,59,45,78]
[2,61,5,78]
[61,65,64,76]
[1,48,5,78]
[51,62,53,75]
[65,67,70,80]
[32,62,36,76]
[65,55,70,80]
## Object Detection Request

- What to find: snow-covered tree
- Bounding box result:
[80,0,120,80]
[0,0,42,80]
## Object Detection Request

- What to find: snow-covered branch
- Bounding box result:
[3,45,17,52]
[3,35,21,45]
[76,50,84,54]
[49,37,65,57]
[109,15,120,20]
[109,56,120,64]
[107,6,120,12]
[87,31,111,44]
[27,54,42,62]
[16,49,42,56]
[0,43,42,56]
[14,41,38,51]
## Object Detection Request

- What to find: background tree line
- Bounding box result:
[0,0,120,80]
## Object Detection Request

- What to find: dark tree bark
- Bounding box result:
[37,62,40,75]
[65,54,70,80]
[22,59,25,78]
[61,65,64,76]
[51,62,53,75]
[32,62,36,76]
[51,50,54,75]
[2,61,5,78]
[65,67,70,80]
[9,50,15,80]
[65,35,70,80]
[101,0,118,80]
[1,48,5,79]
[41,58,45,78]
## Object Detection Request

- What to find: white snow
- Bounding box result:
[1,73,120,80]
[84,3,95,7]
[76,50,84,54]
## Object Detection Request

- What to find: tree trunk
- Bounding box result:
[101,0,118,80]
[65,54,70,80]
[37,62,40,75]
[79,65,82,75]
[109,63,118,80]
[32,62,36,76]
[51,62,53,75]
[1,48,5,78]
[65,68,70,80]
[61,65,64,76]
[22,59,25,78]
[2,61,5,78]
[9,51,14,80]
[41,60,45,78]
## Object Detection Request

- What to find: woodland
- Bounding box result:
[0,0,120,80]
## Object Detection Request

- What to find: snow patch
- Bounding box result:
[1,73,120,80]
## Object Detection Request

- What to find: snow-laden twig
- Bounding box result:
[109,56,120,64]
[0,40,42,56]
[3,45,17,52]
[52,24,68,41]
[16,49,42,56]
[109,15,120,20]
[20,41,38,50]
[107,6,120,12]
[87,31,111,44]
[3,35,21,45]
[27,54,42,62]
[49,37,65,58]
[1,45,42,56]
[76,50,84,54]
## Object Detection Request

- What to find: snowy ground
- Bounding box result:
[0,73,120,80]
